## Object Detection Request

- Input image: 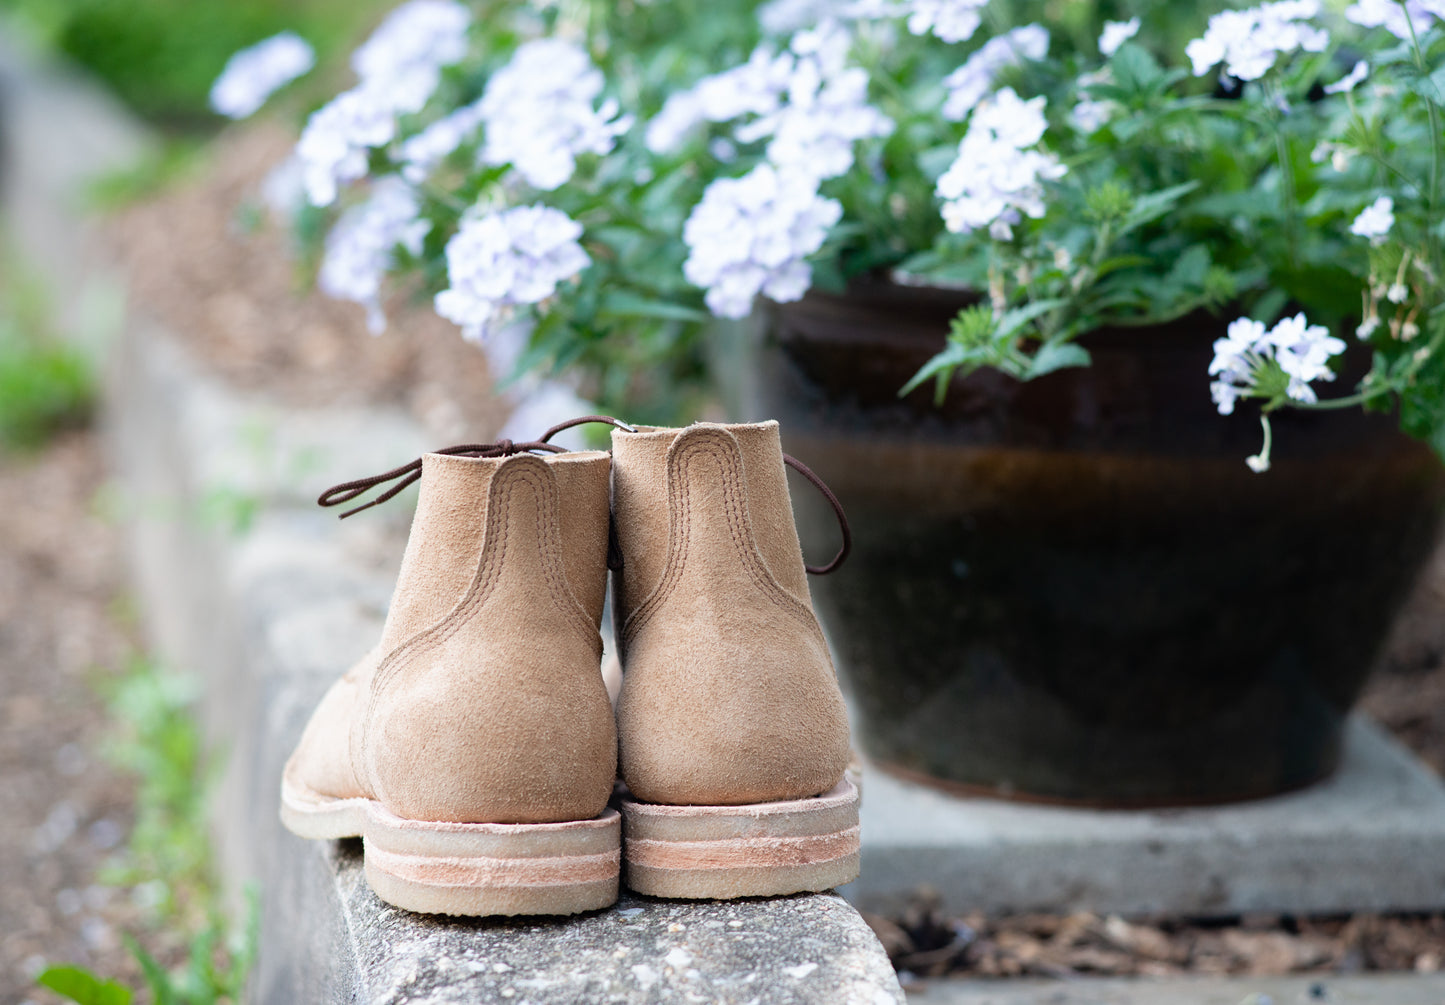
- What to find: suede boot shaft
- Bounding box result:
[612,422,851,806]
[292,450,617,828]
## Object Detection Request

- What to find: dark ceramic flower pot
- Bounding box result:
[757,283,1445,807]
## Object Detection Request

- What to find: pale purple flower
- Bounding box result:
[645,47,795,154]
[1345,0,1445,39]
[1350,196,1395,243]
[936,88,1065,240]
[478,39,631,191]
[647,22,889,181]
[645,92,709,154]
[760,0,853,34]
[1324,60,1370,95]
[434,204,591,341]
[318,178,431,333]
[399,102,485,184]
[1072,98,1113,133]
[683,164,842,319]
[210,32,314,119]
[1187,1,1329,82]
[1071,69,1118,134]
[1208,313,1343,414]
[1099,18,1141,57]
[942,25,1050,120]
[1268,312,1345,400]
[744,23,893,179]
[351,0,471,114]
[906,0,988,44]
[297,88,397,207]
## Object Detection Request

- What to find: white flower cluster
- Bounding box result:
[1186,1,1329,82]
[1209,314,1346,415]
[209,32,314,119]
[840,0,987,43]
[318,178,432,333]
[646,48,794,153]
[1346,0,1445,39]
[759,0,847,35]
[1324,60,1370,95]
[478,39,632,191]
[296,1,472,206]
[434,205,591,341]
[1350,196,1395,243]
[682,164,842,319]
[647,22,890,182]
[904,0,989,44]
[751,24,894,180]
[350,0,472,114]
[398,101,485,184]
[1099,18,1142,58]
[297,91,398,207]
[942,24,1050,120]
[936,87,1066,240]
[1072,69,1116,134]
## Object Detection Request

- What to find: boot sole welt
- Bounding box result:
[618,777,860,899]
[280,778,621,917]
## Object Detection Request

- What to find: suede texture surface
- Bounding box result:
[287,450,616,826]
[612,422,851,807]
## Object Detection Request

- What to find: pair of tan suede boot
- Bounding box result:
[279,418,859,917]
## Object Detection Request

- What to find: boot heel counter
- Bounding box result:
[366,648,617,824]
[364,454,616,824]
[617,425,851,806]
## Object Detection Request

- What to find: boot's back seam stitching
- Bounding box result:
[360,458,601,795]
[622,430,822,647]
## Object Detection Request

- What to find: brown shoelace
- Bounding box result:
[782,454,851,576]
[317,415,636,518]
[317,417,851,574]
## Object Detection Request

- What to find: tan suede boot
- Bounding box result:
[280,419,629,916]
[611,421,860,899]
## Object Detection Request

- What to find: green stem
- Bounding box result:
[1269,82,1300,258]
[1404,0,1439,265]
[1298,388,1390,410]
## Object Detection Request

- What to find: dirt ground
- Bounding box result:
[107,125,508,443]
[0,432,146,1002]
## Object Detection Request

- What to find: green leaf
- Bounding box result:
[995,299,1068,339]
[36,966,132,1005]
[1093,254,1153,280]
[1118,181,1203,237]
[125,935,176,1005]
[1025,342,1092,379]
[900,343,970,398]
[598,291,709,323]
[1403,65,1445,104]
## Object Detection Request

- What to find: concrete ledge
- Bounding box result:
[849,717,1445,920]
[104,318,904,1004]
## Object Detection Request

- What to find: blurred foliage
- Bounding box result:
[0,240,94,452]
[85,139,209,211]
[0,0,393,128]
[39,655,259,1005]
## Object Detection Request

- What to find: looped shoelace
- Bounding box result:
[317,415,636,518]
[317,416,851,575]
[783,454,852,576]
